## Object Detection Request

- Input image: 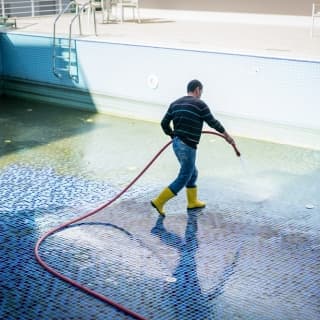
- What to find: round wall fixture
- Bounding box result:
[147,74,159,89]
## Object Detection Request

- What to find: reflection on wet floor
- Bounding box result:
[0,96,319,319]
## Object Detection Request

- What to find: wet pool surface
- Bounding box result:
[0,96,319,320]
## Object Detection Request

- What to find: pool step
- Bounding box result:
[53,35,78,79]
[52,0,97,80]
[53,66,78,79]
[54,53,77,60]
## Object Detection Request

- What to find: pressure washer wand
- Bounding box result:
[233,143,241,157]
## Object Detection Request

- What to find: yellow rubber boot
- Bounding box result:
[186,187,206,209]
[151,187,175,216]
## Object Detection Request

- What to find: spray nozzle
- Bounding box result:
[234,145,241,157]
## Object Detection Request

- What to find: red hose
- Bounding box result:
[34,131,240,320]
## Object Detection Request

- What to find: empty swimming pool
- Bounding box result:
[0,96,319,320]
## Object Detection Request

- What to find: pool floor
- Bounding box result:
[0,96,319,319]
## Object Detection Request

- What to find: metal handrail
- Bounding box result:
[69,1,97,36]
[53,1,76,78]
[53,1,97,79]
[53,0,75,40]
[1,0,5,17]
[1,0,71,18]
[68,2,91,78]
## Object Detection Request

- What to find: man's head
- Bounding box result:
[187,79,203,98]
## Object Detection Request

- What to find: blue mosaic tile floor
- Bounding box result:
[1,97,320,319]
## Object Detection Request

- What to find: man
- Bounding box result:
[151,79,235,215]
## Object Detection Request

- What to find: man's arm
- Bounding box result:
[202,102,235,145]
[161,108,174,138]
[222,131,235,145]
[202,102,225,133]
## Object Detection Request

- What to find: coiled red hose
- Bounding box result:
[34,131,240,320]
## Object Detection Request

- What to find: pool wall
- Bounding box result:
[0,34,3,96]
[1,32,320,149]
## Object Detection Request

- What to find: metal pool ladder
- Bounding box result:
[53,0,97,79]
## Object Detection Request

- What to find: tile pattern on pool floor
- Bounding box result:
[0,163,319,320]
[0,97,319,319]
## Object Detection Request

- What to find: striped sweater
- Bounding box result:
[161,95,225,149]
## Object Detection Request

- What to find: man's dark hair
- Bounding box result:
[187,79,203,93]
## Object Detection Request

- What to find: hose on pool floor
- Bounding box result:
[34,131,241,320]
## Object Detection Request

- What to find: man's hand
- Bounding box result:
[223,131,235,145]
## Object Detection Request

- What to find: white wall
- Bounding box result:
[77,41,320,129]
[2,33,320,149]
[70,40,320,148]
[140,0,315,16]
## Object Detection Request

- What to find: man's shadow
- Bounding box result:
[151,210,241,319]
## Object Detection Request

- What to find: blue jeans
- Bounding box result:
[169,137,198,194]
